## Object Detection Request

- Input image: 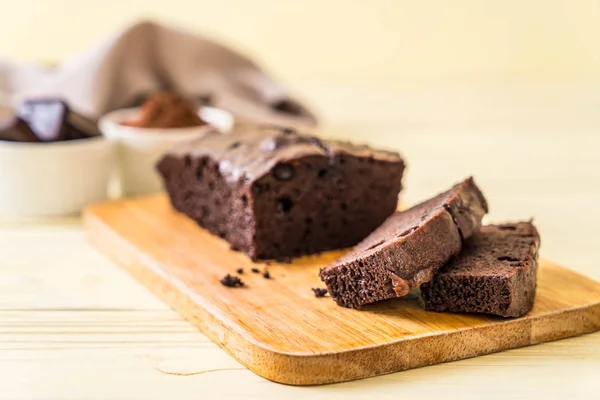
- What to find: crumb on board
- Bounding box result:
[312,288,328,298]
[220,274,244,288]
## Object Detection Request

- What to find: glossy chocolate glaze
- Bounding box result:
[168,124,402,185]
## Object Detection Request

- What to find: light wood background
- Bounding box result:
[1,82,600,397]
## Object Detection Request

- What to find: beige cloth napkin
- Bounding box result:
[0,21,317,127]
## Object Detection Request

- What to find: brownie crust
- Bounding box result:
[319,177,488,308]
[420,222,540,318]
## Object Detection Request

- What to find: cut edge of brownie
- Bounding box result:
[420,221,541,318]
[247,152,405,260]
[319,177,488,309]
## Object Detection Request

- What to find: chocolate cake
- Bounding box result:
[420,222,540,317]
[157,124,405,260]
[319,177,488,309]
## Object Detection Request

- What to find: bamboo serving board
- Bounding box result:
[84,195,600,385]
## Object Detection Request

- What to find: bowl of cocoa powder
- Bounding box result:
[100,92,233,196]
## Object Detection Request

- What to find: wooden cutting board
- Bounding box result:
[84,195,600,385]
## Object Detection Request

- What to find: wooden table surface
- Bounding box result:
[2,83,599,399]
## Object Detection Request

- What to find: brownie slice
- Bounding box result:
[319,177,488,309]
[157,124,405,260]
[420,222,540,318]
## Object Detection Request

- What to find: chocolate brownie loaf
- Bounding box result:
[421,222,540,317]
[319,177,488,308]
[157,124,405,260]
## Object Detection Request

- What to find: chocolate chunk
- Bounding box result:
[0,118,39,142]
[262,271,271,279]
[236,268,244,274]
[1,99,100,143]
[66,112,101,139]
[312,288,328,297]
[17,99,69,142]
[220,274,244,288]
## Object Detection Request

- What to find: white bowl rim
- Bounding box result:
[99,106,233,140]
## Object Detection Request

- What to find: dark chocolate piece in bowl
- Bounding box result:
[420,222,540,318]
[0,99,101,143]
[66,111,101,139]
[319,177,488,309]
[157,124,405,260]
[0,118,40,142]
[17,99,69,141]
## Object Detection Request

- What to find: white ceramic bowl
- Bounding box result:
[0,137,115,218]
[100,107,234,197]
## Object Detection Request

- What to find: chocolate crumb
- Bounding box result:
[236,268,244,274]
[251,268,260,274]
[263,271,271,279]
[220,274,244,288]
[312,288,328,298]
